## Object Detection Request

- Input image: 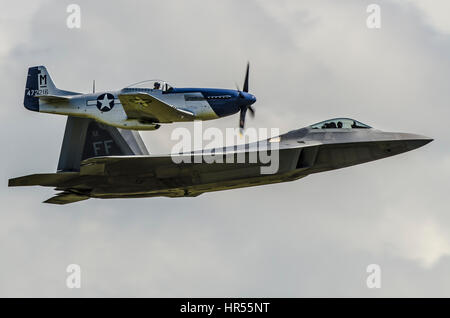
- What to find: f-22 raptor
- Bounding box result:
[8,116,432,204]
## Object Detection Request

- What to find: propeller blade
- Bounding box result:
[248,105,255,117]
[243,62,249,93]
[239,107,248,130]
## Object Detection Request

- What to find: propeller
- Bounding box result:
[236,62,256,131]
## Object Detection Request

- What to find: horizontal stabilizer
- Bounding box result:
[35,94,74,104]
[44,192,89,205]
[8,172,79,187]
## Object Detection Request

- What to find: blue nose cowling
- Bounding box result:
[242,92,256,105]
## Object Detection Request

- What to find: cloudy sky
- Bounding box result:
[1,0,449,297]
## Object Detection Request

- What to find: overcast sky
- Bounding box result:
[0,0,449,297]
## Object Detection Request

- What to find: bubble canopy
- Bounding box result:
[310,118,371,129]
[125,80,173,92]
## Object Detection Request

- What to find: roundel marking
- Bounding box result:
[96,93,115,112]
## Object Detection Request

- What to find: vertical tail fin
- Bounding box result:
[24,66,41,111]
[57,117,149,172]
[24,65,79,112]
[8,116,148,204]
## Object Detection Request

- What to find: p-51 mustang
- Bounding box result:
[24,64,257,131]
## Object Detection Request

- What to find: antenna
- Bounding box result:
[93,80,95,93]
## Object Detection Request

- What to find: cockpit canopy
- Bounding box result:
[310,118,371,129]
[125,79,173,92]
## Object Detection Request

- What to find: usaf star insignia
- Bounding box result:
[96,93,115,112]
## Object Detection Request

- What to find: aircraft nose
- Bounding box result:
[386,133,433,153]
[404,135,433,151]
[247,94,256,105]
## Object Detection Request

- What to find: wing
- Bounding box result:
[8,172,79,187]
[118,93,195,123]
